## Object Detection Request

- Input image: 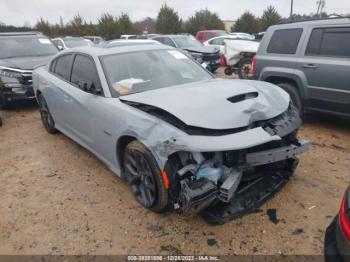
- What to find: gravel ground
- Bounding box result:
[0,71,349,255]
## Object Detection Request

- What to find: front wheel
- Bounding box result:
[238,57,253,79]
[124,140,169,213]
[37,94,57,134]
[276,83,303,114]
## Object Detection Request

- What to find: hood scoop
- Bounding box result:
[227,92,258,103]
[120,79,289,130]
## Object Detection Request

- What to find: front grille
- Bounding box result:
[203,52,220,62]
[20,72,33,86]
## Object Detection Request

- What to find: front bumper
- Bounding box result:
[246,140,309,167]
[0,86,36,105]
[325,215,350,262]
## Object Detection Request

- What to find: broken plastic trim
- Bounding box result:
[201,159,299,225]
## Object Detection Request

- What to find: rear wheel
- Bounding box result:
[238,57,253,79]
[124,140,169,213]
[276,82,303,114]
[37,94,57,134]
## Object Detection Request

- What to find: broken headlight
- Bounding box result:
[0,67,23,89]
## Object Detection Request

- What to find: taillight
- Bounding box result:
[220,54,226,66]
[251,55,257,78]
[339,187,350,241]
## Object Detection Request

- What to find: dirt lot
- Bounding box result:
[0,72,350,255]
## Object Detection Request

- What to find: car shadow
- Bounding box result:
[302,112,350,131]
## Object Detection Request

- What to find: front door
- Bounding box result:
[299,26,350,115]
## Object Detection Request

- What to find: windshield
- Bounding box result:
[173,36,203,49]
[101,49,213,96]
[64,38,93,48]
[0,36,58,59]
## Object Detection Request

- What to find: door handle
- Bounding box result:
[302,64,318,69]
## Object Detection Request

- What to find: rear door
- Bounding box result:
[298,26,350,115]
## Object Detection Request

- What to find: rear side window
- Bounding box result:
[306,27,350,58]
[71,54,101,91]
[267,28,303,54]
[53,54,73,80]
[210,38,225,45]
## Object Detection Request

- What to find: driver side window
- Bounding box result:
[70,54,103,95]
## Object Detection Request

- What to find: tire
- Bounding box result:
[37,94,57,134]
[124,140,169,213]
[276,82,303,114]
[224,67,233,76]
[238,57,253,79]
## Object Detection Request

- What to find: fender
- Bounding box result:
[259,67,309,100]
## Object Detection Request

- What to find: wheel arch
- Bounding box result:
[261,70,308,100]
[116,135,137,175]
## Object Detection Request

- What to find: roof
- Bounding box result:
[0,31,44,36]
[56,43,172,58]
[153,34,190,38]
[272,17,350,29]
[197,30,226,32]
[53,36,86,40]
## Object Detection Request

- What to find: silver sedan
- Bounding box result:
[33,44,308,224]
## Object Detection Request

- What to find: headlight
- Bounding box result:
[0,68,22,79]
[191,53,203,64]
[0,67,23,89]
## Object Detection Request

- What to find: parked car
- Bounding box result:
[253,18,350,117]
[324,186,350,261]
[230,32,255,40]
[33,44,309,224]
[120,35,137,40]
[195,30,227,43]
[107,39,161,48]
[203,35,239,54]
[152,34,221,73]
[0,32,58,106]
[52,37,93,50]
[253,32,265,41]
[84,36,104,44]
[222,39,260,79]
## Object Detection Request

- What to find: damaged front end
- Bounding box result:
[162,105,309,224]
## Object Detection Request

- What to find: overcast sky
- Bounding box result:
[1,0,349,27]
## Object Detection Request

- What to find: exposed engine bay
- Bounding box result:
[161,105,309,224]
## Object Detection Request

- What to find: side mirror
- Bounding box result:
[77,80,102,95]
[57,45,64,51]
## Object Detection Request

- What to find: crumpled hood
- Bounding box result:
[182,45,219,55]
[0,55,52,70]
[121,79,290,130]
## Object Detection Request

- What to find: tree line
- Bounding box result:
[0,4,339,40]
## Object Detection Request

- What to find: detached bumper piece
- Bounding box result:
[201,159,298,225]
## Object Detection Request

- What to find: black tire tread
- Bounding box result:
[276,82,303,114]
[125,140,169,213]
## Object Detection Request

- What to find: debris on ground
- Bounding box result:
[207,239,217,246]
[46,173,57,177]
[267,209,279,224]
[292,228,304,235]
